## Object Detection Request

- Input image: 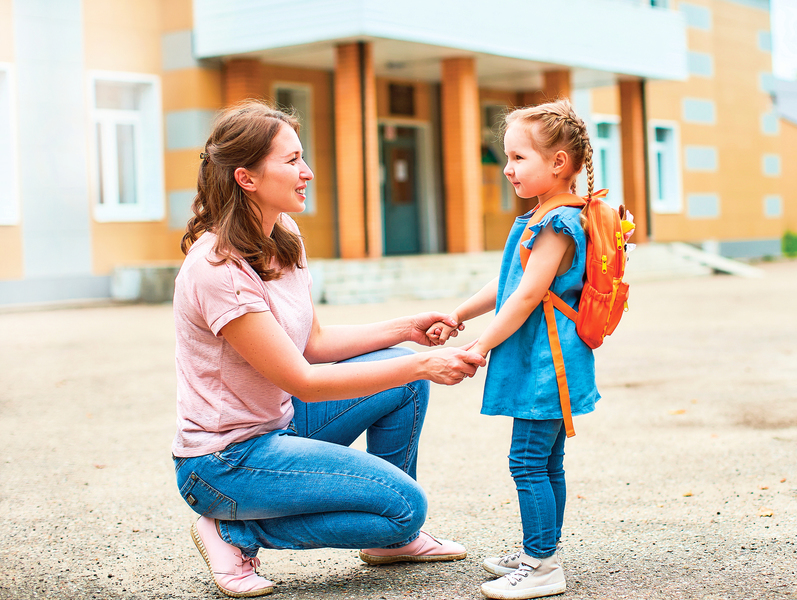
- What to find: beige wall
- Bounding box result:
[84,0,188,274]
[592,0,788,247]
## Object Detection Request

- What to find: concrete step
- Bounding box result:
[110,243,760,304]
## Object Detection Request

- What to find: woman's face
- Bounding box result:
[249,123,314,219]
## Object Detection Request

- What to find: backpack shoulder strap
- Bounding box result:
[519,193,586,270]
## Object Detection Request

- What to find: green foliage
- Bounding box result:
[783,230,797,258]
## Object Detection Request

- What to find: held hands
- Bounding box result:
[407,312,464,347]
[425,314,464,345]
[422,346,486,385]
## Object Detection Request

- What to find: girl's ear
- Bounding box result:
[552,150,570,177]
[234,167,257,192]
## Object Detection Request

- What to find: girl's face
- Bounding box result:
[249,123,314,219]
[503,122,564,204]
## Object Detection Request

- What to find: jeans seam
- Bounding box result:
[401,384,421,474]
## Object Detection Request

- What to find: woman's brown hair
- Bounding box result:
[504,98,595,198]
[181,100,304,281]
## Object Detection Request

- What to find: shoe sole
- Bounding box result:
[359,550,467,565]
[191,522,274,598]
[480,580,566,600]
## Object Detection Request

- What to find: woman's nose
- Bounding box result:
[301,161,314,180]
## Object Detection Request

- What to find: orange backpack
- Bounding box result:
[519,189,633,437]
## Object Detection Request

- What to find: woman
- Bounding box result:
[172,100,485,597]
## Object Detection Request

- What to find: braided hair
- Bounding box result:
[504,98,595,198]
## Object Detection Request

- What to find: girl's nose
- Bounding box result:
[503,163,512,178]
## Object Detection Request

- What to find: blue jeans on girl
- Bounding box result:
[509,418,567,558]
[173,347,429,558]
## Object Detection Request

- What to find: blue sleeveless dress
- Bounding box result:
[481,206,600,420]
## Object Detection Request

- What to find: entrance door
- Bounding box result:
[380,125,420,255]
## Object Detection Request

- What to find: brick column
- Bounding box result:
[543,69,571,101]
[362,43,382,258]
[334,43,366,258]
[441,57,483,253]
[222,59,264,105]
[619,80,649,243]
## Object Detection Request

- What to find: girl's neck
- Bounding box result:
[536,182,574,207]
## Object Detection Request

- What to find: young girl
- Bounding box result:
[428,99,599,599]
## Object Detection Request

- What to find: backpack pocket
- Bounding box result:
[576,278,629,349]
[604,280,630,338]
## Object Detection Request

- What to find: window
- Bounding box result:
[89,72,165,222]
[648,121,683,213]
[274,84,315,214]
[483,104,514,212]
[590,117,623,209]
[0,64,19,225]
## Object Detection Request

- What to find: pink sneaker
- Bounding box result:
[359,531,467,565]
[191,516,274,597]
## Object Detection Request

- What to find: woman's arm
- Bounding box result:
[302,308,461,364]
[470,227,570,357]
[428,277,499,344]
[221,310,485,402]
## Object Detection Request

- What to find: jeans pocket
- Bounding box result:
[179,471,237,520]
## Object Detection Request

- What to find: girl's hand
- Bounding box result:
[408,312,463,346]
[422,347,486,385]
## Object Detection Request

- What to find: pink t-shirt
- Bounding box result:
[171,215,313,457]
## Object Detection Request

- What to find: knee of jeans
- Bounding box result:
[400,480,428,534]
[508,456,550,479]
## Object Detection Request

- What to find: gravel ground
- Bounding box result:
[1,260,795,600]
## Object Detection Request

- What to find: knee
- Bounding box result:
[394,478,428,537]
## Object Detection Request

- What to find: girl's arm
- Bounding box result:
[470,227,571,357]
[221,310,486,402]
[430,277,499,343]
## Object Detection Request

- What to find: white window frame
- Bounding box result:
[648,119,683,214]
[0,63,20,225]
[272,82,315,215]
[88,71,165,222]
[590,114,624,209]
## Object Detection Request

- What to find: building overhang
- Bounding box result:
[193,0,688,89]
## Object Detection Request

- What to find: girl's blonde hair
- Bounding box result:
[504,98,594,198]
[181,100,303,282]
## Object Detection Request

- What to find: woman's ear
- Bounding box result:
[234,167,257,192]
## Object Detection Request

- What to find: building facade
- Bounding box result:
[0,0,792,305]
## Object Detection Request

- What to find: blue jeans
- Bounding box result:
[509,418,567,558]
[173,348,430,557]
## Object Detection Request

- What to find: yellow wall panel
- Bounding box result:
[162,68,222,111]
[165,150,202,191]
[162,0,193,32]
[91,222,184,274]
[83,0,162,72]
[0,226,22,279]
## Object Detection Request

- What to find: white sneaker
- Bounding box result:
[483,545,562,576]
[480,554,566,599]
[483,550,524,576]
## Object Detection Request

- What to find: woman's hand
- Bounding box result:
[407,312,464,347]
[420,347,486,385]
